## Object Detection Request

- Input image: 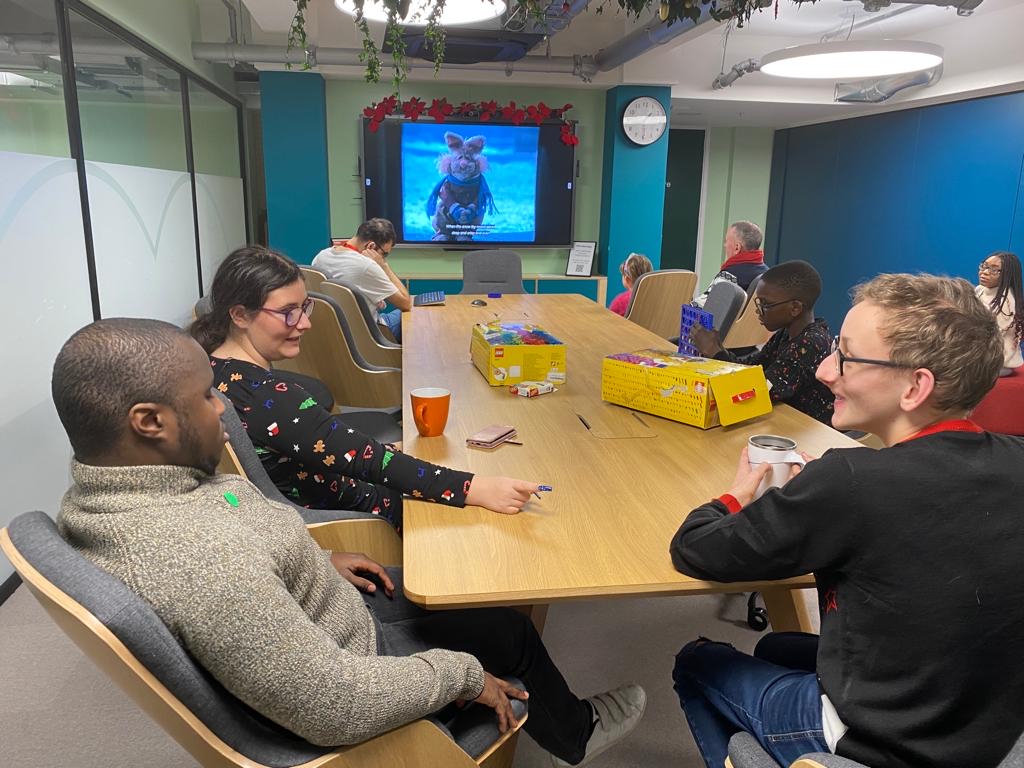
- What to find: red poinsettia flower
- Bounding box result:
[363,106,376,118]
[479,111,493,122]
[455,101,474,115]
[427,98,453,122]
[402,97,426,120]
[500,101,517,120]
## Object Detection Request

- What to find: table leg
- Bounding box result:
[515,603,549,635]
[761,586,814,633]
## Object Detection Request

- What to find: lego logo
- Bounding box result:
[495,348,504,358]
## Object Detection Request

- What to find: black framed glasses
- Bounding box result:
[754,296,797,314]
[260,297,314,327]
[979,262,1002,274]
[829,336,905,377]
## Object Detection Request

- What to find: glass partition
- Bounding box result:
[0,0,94,579]
[69,7,198,324]
[189,78,247,292]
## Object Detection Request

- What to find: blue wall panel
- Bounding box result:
[260,71,331,264]
[536,279,599,301]
[767,91,1024,332]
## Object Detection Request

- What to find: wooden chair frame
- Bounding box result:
[0,529,523,768]
[722,293,772,349]
[317,282,402,370]
[624,270,699,339]
[274,297,402,409]
[300,266,328,294]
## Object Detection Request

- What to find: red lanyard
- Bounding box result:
[899,419,983,443]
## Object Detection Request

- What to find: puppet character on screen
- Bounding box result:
[427,132,496,242]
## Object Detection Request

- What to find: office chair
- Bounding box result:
[625,270,699,340]
[703,280,748,339]
[1,513,526,768]
[461,250,526,294]
[318,280,403,369]
[273,292,402,410]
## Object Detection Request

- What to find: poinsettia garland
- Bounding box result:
[362,97,580,146]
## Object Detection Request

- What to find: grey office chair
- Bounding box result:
[193,294,212,320]
[726,730,1024,768]
[1,512,526,768]
[461,250,526,294]
[703,280,747,339]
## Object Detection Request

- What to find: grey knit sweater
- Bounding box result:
[57,461,485,746]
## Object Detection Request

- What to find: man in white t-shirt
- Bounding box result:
[311,218,411,341]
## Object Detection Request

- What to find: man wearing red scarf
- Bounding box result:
[693,221,768,308]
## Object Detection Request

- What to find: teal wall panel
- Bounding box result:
[260,71,330,264]
[598,85,671,305]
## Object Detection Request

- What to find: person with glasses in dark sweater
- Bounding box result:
[671,273,1024,768]
[690,260,834,424]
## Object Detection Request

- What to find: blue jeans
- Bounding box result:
[673,633,828,768]
[379,308,403,342]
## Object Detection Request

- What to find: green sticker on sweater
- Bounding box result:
[298,397,317,410]
[382,450,394,469]
[223,492,240,508]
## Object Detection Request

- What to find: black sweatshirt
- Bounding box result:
[670,431,1024,768]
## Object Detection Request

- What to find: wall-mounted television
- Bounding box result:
[361,118,576,248]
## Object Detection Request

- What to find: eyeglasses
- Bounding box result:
[260,297,314,327]
[979,262,1002,274]
[829,336,906,377]
[753,297,797,314]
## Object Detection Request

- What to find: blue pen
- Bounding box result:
[532,485,553,500]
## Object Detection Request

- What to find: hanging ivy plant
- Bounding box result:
[286,0,786,89]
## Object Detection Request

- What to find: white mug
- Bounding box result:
[747,434,806,500]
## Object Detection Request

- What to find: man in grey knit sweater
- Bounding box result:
[51,318,645,765]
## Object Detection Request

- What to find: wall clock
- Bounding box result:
[622,96,667,146]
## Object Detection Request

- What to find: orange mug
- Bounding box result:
[410,387,451,437]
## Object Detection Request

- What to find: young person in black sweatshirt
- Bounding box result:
[671,274,1024,768]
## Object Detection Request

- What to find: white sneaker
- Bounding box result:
[551,684,647,766]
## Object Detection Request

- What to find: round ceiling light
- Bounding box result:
[759,40,943,80]
[335,0,506,26]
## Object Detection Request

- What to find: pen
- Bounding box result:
[532,485,553,500]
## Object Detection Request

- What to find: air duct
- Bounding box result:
[834,63,942,102]
[712,58,760,89]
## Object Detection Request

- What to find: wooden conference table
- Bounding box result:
[400,293,858,632]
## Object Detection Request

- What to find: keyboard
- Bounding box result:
[414,291,446,307]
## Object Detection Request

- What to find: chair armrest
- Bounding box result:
[307,518,403,566]
[792,755,868,768]
[728,732,780,768]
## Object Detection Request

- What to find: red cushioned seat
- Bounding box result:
[972,367,1024,436]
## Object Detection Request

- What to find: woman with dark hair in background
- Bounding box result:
[190,245,540,529]
[977,251,1024,376]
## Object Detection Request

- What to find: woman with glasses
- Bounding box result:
[976,251,1023,376]
[189,246,539,529]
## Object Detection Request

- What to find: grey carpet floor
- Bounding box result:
[0,584,817,767]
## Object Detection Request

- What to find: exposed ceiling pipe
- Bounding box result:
[218,0,240,45]
[191,42,598,79]
[592,6,717,73]
[712,58,760,89]
[835,63,942,102]
[1,34,135,57]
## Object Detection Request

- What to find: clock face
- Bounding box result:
[622,96,668,146]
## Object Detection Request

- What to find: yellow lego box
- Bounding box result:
[471,322,567,386]
[601,349,771,428]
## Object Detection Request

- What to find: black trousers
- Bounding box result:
[361,569,591,764]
